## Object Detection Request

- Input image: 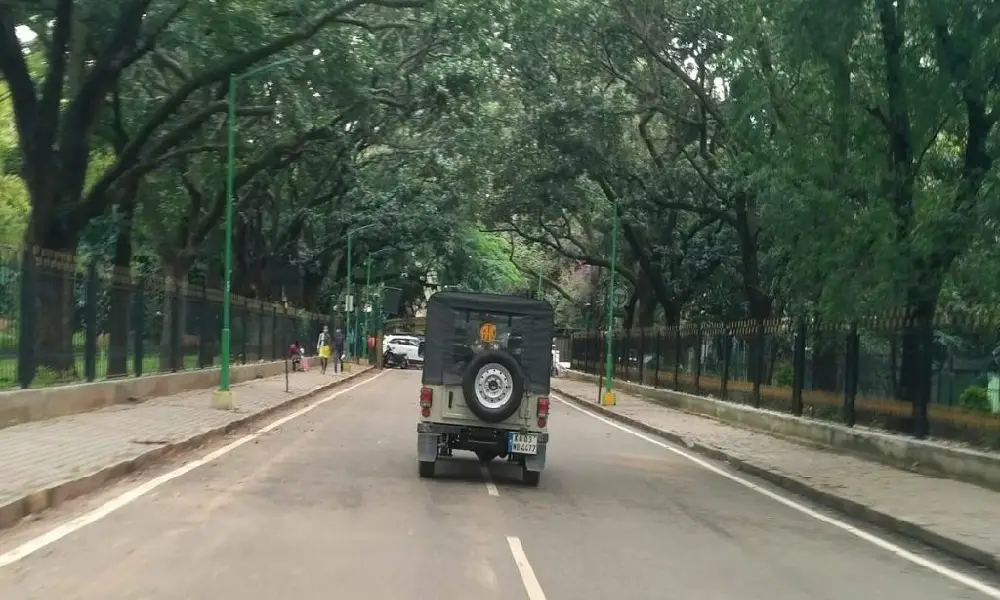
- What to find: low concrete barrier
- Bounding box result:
[565,370,1000,492]
[0,360,289,429]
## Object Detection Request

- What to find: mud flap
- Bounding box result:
[523,441,547,472]
[418,431,439,462]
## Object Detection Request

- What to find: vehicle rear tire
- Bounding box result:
[461,350,525,423]
[522,468,540,487]
[418,460,436,478]
[475,450,498,463]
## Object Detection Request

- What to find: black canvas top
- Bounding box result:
[421,291,554,393]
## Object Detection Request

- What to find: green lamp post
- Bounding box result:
[344,223,376,361]
[601,200,619,406]
[214,50,320,410]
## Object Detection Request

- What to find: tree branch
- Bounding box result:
[115,0,427,195]
[506,244,577,304]
[191,122,343,244]
[35,0,73,156]
[0,6,39,149]
[81,101,275,216]
[484,221,638,286]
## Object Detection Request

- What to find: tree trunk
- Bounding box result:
[896,293,937,405]
[158,261,192,370]
[623,293,638,330]
[21,207,79,376]
[663,301,682,327]
[637,290,657,327]
[302,269,325,313]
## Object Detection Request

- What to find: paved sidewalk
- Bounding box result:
[0,366,372,530]
[552,376,1000,572]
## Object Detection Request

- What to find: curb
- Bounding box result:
[553,384,1000,574]
[0,367,377,532]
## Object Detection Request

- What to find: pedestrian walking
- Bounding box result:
[317,325,332,374]
[332,328,345,373]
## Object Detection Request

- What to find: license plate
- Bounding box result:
[509,432,539,455]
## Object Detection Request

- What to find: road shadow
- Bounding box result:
[429,455,527,486]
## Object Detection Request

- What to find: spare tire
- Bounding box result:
[462,350,525,423]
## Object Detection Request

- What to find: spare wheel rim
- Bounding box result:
[474,363,514,409]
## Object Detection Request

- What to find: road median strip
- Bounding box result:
[553,383,1000,574]
[0,367,376,533]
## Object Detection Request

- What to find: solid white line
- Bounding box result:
[0,372,386,569]
[554,395,1000,599]
[506,536,547,600]
[480,465,500,497]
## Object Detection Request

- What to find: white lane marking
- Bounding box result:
[507,536,547,600]
[555,395,1000,600]
[0,372,386,569]
[480,465,500,497]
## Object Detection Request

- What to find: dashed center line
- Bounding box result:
[507,536,547,600]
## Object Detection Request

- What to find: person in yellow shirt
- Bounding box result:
[317,325,332,374]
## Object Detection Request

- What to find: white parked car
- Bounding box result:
[383,335,425,365]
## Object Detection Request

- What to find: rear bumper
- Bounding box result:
[417,422,548,471]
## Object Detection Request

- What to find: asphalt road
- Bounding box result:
[0,370,995,599]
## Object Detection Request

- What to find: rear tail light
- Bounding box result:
[420,387,433,417]
[537,397,549,428]
[536,397,550,416]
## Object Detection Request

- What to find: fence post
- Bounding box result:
[622,329,630,381]
[17,247,37,388]
[271,304,278,360]
[913,315,933,439]
[653,329,661,387]
[638,328,645,384]
[283,304,291,360]
[720,327,731,400]
[694,326,703,395]
[791,318,806,416]
[169,279,182,372]
[843,320,859,427]
[672,327,681,390]
[83,260,99,382]
[257,299,265,361]
[198,281,210,368]
[241,297,249,364]
[133,277,145,377]
[597,330,606,398]
[751,320,764,408]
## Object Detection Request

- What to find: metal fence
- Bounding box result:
[0,245,334,389]
[569,315,1000,449]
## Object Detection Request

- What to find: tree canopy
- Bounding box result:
[1,0,999,399]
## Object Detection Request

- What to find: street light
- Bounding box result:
[601,201,619,406]
[345,223,376,361]
[214,49,321,410]
[365,247,393,345]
